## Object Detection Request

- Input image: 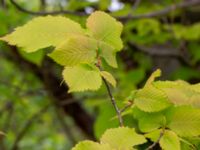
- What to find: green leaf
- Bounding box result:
[167,106,200,137]
[160,130,180,150]
[100,71,116,87]
[144,69,161,87]
[138,113,166,133]
[87,11,123,51]
[100,127,146,149]
[49,35,97,66]
[145,129,160,142]
[72,140,112,150]
[135,85,171,112]
[62,64,102,92]
[99,41,118,68]
[145,130,181,150]
[0,16,84,52]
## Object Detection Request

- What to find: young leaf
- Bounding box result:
[167,106,200,137]
[135,85,171,112]
[72,140,112,150]
[100,71,116,87]
[144,69,161,87]
[0,16,84,52]
[100,127,146,149]
[62,64,102,92]
[160,130,181,150]
[48,35,97,66]
[87,11,123,51]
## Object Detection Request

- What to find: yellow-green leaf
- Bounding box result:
[62,64,102,92]
[87,11,123,51]
[49,35,97,66]
[144,69,161,87]
[0,16,84,52]
[167,106,200,137]
[135,85,171,112]
[160,130,181,150]
[72,140,112,150]
[100,127,146,150]
[145,130,181,150]
[154,80,200,108]
[100,71,116,87]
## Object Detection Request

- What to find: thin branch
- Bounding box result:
[127,0,141,17]
[145,128,165,150]
[9,0,86,16]
[11,104,50,150]
[130,42,192,65]
[102,77,124,126]
[119,0,200,21]
[96,63,123,126]
[9,0,200,22]
[54,107,76,145]
[120,100,133,113]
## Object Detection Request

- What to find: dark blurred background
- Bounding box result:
[0,0,200,149]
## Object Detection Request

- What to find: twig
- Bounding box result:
[9,0,200,22]
[11,104,50,150]
[120,100,133,113]
[130,42,191,65]
[96,63,123,126]
[145,128,165,150]
[119,0,200,21]
[102,78,124,126]
[127,0,141,17]
[9,0,86,16]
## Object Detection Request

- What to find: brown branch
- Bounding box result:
[102,78,124,126]
[10,0,200,22]
[2,46,95,139]
[11,104,50,150]
[9,0,87,16]
[96,63,123,126]
[120,100,133,113]
[119,0,200,21]
[145,128,165,150]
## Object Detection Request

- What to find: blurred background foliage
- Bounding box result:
[0,0,200,149]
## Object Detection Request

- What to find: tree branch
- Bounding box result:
[2,46,95,139]
[102,78,124,126]
[130,42,191,65]
[9,0,87,16]
[120,100,133,113]
[96,63,123,126]
[119,0,200,21]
